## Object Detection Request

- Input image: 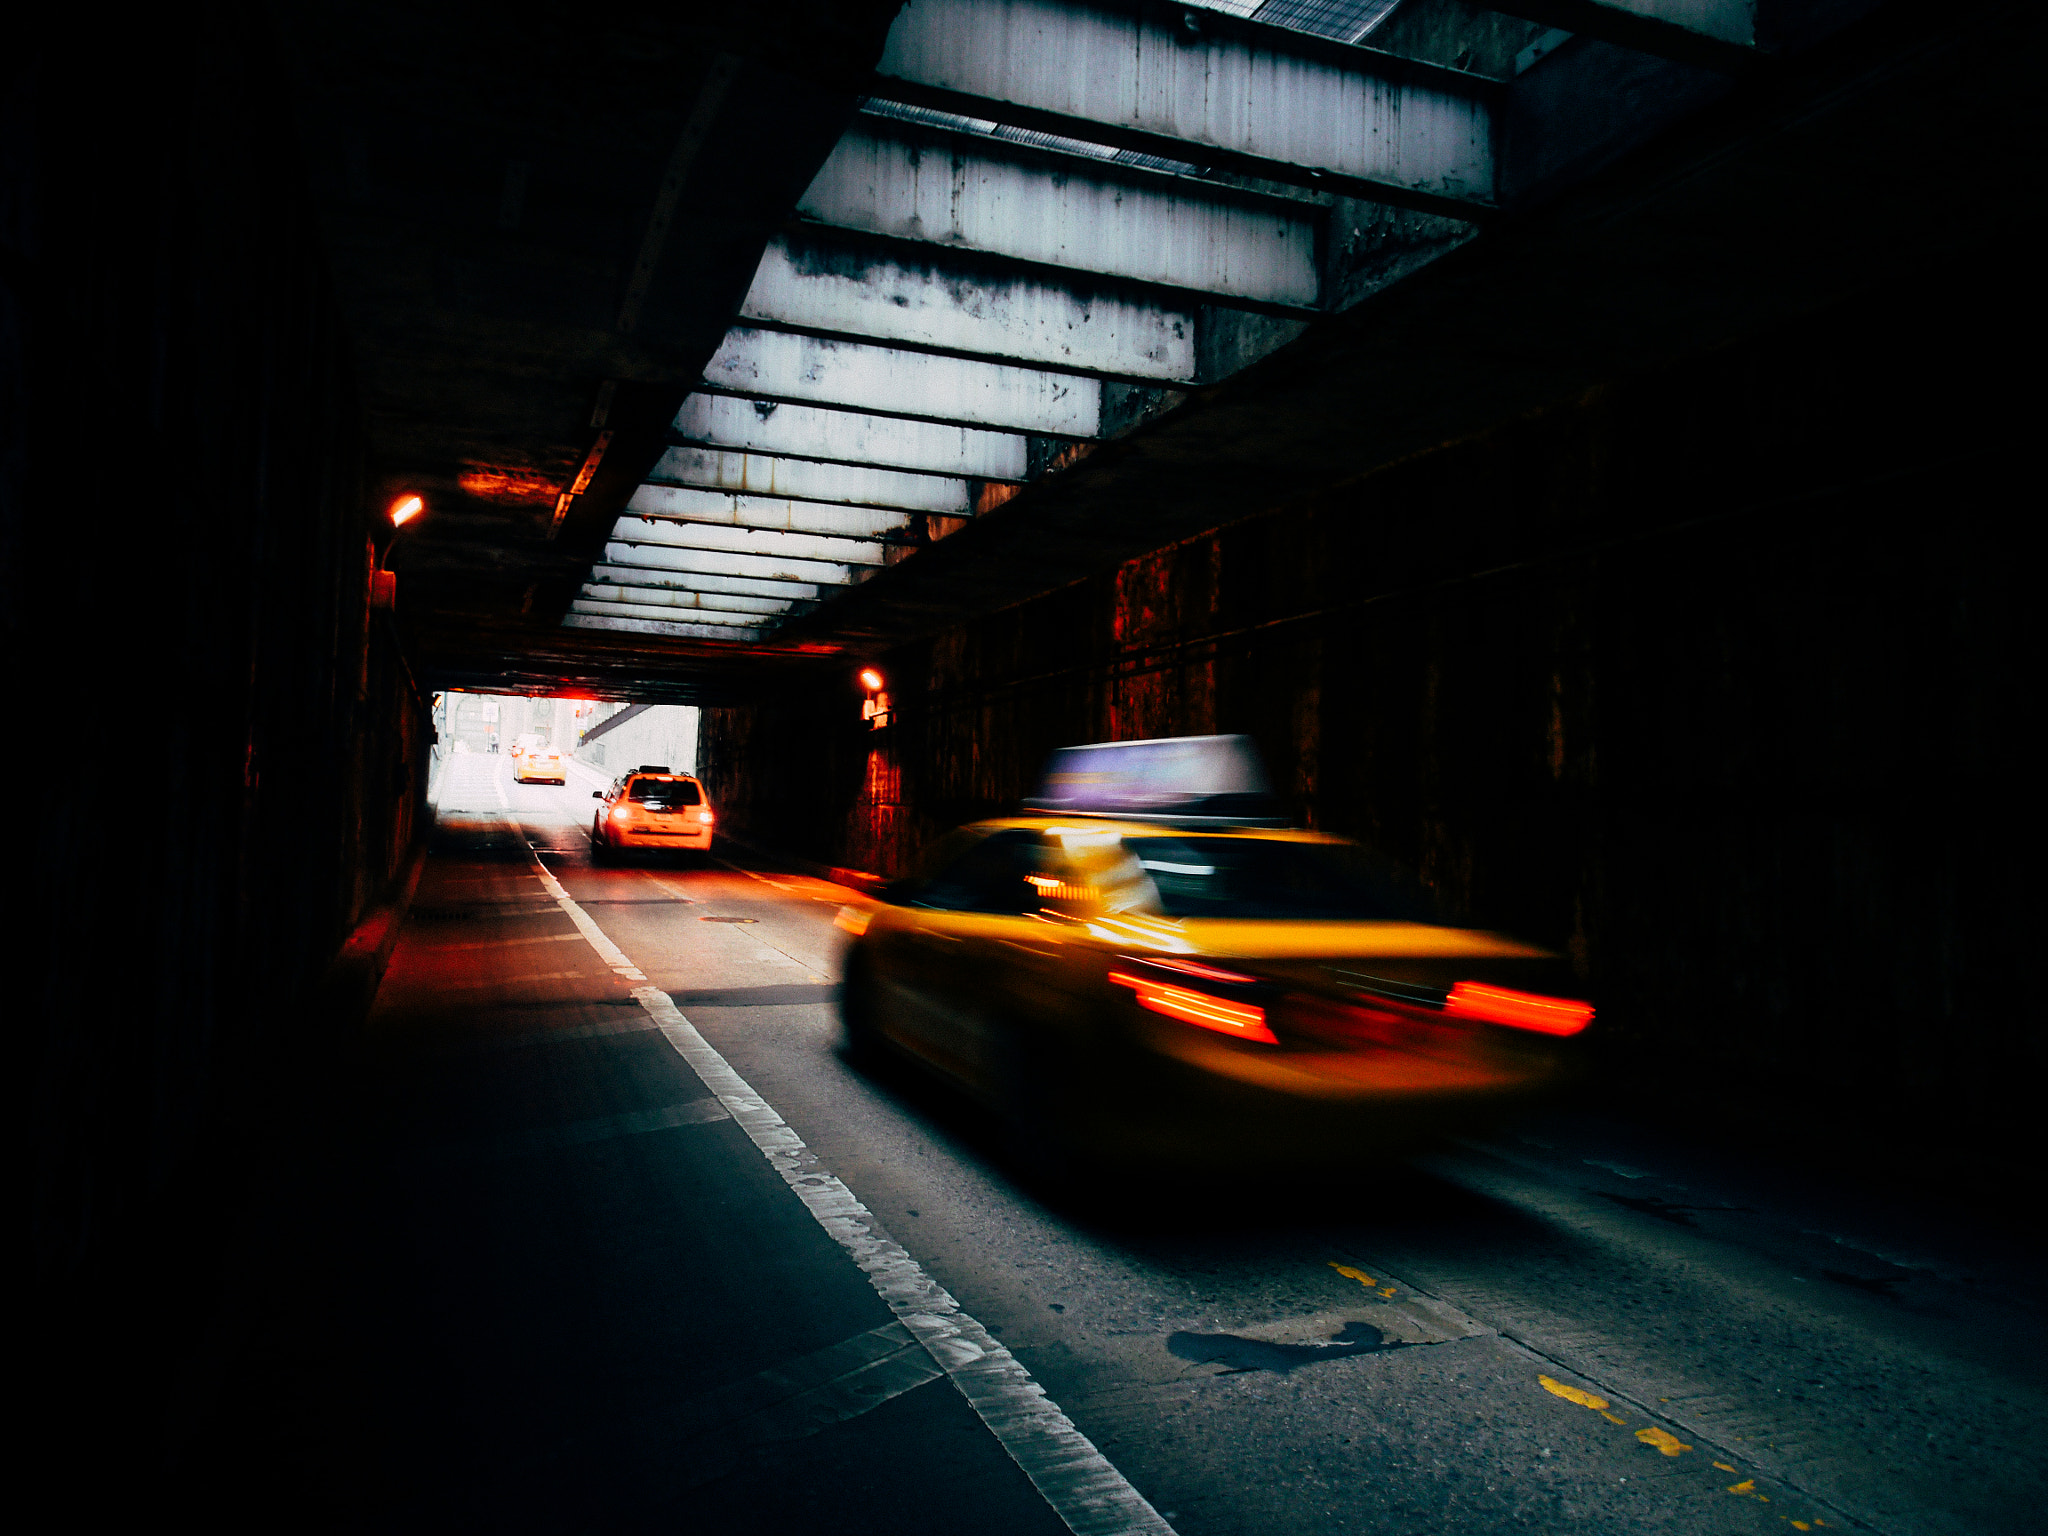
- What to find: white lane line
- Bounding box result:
[715,855,806,895]
[531,852,1176,1536]
[493,757,511,809]
[530,861,649,984]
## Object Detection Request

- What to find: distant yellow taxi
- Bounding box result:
[837,736,1591,1170]
[590,768,715,862]
[511,734,564,784]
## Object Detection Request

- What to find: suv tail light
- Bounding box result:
[1443,981,1593,1036]
[1109,957,1279,1044]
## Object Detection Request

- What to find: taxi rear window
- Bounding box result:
[1124,836,1438,922]
[626,777,701,806]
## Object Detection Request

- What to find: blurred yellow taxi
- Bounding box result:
[838,736,1591,1171]
[511,734,563,784]
[591,767,715,862]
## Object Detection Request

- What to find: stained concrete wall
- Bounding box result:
[7,3,429,1496]
[575,703,700,777]
[699,250,2037,1143]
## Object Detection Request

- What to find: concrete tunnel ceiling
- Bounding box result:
[300,0,2031,699]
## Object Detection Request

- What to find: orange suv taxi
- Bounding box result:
[591,768,715,861]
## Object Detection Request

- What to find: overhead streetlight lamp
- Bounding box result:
[859,667,892,730]
[374,492,426,609]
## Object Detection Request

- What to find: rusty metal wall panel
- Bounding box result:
[876,0,1493,206]
[671,394,1030,480]
[620,487,918,541]
[739,235,1197,381]
[702,326,1103,437]
[645,444,971,513]
[799,121,1321,309]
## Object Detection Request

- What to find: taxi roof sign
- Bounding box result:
[1023,734,1287,826]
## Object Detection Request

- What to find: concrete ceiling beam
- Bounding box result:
[588,562,828,602]
[614,517,899,567]
[670,394,1029,480]
[578,584,810,618]
[562,613,771,643]
[871,0,1495,214]
[620,488,922,543]
[702,326,1102,437]
[643,444,972,513]
[797,118,1322,310]
[602,538,865,587]
[737,233,1198,383]
[569,598,778,628]
[1484,1,1764,73]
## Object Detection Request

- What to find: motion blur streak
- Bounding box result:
[1445,981,1594,1036]
[1108,971,1278,1043]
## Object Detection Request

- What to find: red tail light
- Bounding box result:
[1109,958,1278,1044]
[1443,981,1593,1036]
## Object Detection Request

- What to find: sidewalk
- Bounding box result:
[178,813,1074,1533]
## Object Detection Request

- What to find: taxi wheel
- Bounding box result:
[839,952,885,1066]
[590,820,612,863]
[997,1034,1083,1186]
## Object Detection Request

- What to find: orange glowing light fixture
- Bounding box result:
[389,493,425,526]
[859,668,885,691]
[1443,981,1594,1036]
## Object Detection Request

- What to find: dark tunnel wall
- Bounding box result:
[700,249,2040,1146]
[6,1,427,1464]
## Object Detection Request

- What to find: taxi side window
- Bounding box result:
[917,830,1049,915]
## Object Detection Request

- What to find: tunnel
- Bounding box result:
[9,1,2041,1529]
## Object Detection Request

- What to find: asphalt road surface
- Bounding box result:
[193,750,2044,1534]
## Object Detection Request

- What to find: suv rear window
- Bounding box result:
[1124,836,1439,922]
[626,777,701,806]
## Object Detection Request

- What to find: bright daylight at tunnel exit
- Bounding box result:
[12,1,2041,1532]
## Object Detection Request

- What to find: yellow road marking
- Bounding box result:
[1714,1462,1736,1472]
[1329,1263,1377,1288]
[1600,1410,1628,1424]
[1539,1375,1609,1411]
[1635,1427,1691,1456]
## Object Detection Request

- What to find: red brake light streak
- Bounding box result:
[1443,981,1593,1036]
[1109,959,1278,1044]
